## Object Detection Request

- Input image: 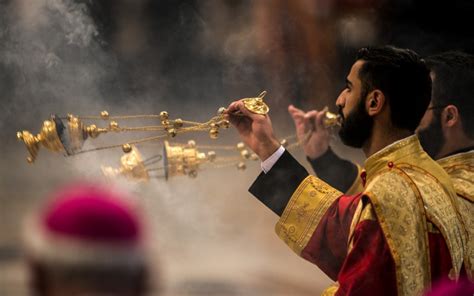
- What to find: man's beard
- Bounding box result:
[338,97,374,148]
[417,114,445,159]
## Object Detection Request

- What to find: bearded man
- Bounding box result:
[293,51,474,284]
[226,46,466,296]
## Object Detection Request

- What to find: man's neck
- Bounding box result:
[363,126,413,158]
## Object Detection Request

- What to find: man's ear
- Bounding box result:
[366,90,385,116]
[441,105,459,128]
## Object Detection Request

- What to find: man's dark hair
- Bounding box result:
[356,46,432,132]
[426,51,474,139]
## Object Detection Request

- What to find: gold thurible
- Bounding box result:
[323,111,342,128]
[242,91,269,115]
[17,118,65,163]
[163,140,207,179]
[17,114,109,163]
[17,91,272,164]
[102,145,149,181]
[227,91,270,117]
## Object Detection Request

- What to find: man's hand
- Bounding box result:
[225,100,280,161]
[288,105,330,159]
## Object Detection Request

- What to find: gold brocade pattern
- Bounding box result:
[438,151,474,202]
[365,171,430,296]
[458,197,474,281]
[438,151,474,281]
[399,164,465,277]
[275,176,342,256]
[358,135,466,292]
[275,135,466,294]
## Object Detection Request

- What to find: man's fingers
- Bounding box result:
[226,101,242,114]
[304,110,318,119]
[226,100,265,127]
[224,113,239,126]
[288,104,305,114]
[288,105,307,118]
[225,101,244,126]
[289,105,309,126]
[315,107,329,128]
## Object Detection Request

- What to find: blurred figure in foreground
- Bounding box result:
[425,277,474,295]
[23,183,150,296]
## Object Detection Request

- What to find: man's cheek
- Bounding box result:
[416,112,432,132]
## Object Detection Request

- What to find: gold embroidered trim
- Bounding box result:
[347,199,376,252]
[275,175,342,256]
[457,197,474,281]
[427,222,440,234]
[364,170,431,296]
[347,201,363,252]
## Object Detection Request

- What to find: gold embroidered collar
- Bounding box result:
[437,149,474,168]
[437,149,474,201]
[364,135,425,183]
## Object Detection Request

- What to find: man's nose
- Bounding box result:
[335,93,345,107]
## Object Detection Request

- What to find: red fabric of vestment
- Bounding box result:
[300,194,453,296]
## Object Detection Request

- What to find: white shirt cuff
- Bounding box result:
[261,145,285,174]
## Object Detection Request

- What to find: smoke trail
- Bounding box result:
[0,2,336,294]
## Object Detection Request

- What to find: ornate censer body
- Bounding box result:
[163,140,209,179]
[16,114,106,163]
[102,145,149,181]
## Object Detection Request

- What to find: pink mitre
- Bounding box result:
[24,182,146,268]
[425,278,474,296]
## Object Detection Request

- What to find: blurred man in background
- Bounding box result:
[23,183,150,296]
[418,52,474,283]
[226,45,466,295]
[293,51,474,283]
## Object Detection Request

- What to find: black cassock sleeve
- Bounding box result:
[249,150,309,216]
[307,147,358,193]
